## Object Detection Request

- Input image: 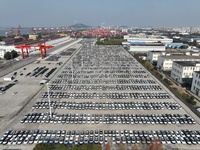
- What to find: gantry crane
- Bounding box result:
[15,42,53,59]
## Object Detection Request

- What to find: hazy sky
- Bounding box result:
[1,0,200,27]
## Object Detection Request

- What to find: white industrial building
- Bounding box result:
[191,71,200,96]
[171,61,200,84]
[157,55,200,71]
[147,50,200,65]
[0,49,6,58]
[124,34,173,44]
[129,43,165,52]
[147,51,166,64]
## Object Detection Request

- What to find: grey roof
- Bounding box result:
[174,61,200,66]
[194,71,200,74]
[160,55,200,59]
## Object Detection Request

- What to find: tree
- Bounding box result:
[131,144,138,150]
[55,144,68,150]
[148,137,163,150]
[105,141,111,150]
[4,51,11,60]
[11,50,18,58]
[4,50,19,60]
[33,143,55,150]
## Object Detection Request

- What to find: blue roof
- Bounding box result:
[167,43,188,47]
[130,41,146,45]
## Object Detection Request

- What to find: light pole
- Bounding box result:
[10,53,13,71]
[71,60,73,85]
[47,83,52,118]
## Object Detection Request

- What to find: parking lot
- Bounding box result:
[0,39,200,149]
[1,129,200,146]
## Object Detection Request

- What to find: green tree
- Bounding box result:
[4,51,11,60]
[4,50,18,60]
[72,144,101,150]
[55,144,68,150]
[33,143,55,150]
[163,78,173,86]
[11,50,18,58]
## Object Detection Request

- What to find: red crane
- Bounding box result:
[15,45,31,59]
[38,42,54,58]
[15,42,53,59]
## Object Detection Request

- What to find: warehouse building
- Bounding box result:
[124,35,173,44]
[129,42,165,52]
[171,61,200,84]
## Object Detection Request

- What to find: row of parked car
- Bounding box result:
[25,66,57,78]
[32,101,181,110]
[1,129,200,145]
[52,79,157,84]
[45,67,57,78]
[48,84,162,91]
[0,79,18,94]
[57,72,150,79]
[41,92,170,99]
[60,68,146,74]
[60,48,76,56]
[31,66,48,77]
[20,112,196,125]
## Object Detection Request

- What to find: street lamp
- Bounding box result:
[46,83,52,118]
[71,60,73,85]
[10,53,13,71]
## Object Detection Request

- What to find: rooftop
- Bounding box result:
[160,55,200,59]
[174,61,200,66]
[130,43,164,46]
[167,43,188,47]
[194,71,200,74]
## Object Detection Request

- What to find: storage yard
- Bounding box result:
[0,39,200,150]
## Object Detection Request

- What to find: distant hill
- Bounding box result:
[69,23,91,30]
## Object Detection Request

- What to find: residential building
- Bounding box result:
[171,61,200,84]
[157,55,200,71]
[191,71,200,96]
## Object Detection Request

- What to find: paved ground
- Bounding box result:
[0,40,200,150]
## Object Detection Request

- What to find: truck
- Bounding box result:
[3,76,14,81]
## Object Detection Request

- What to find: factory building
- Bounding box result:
[191,71,200,97]
[29,35,38,40]
[171,61,200,84]
[167,43,188,49]
[129,42,165,52]
[157,55,200,71]
[124,34,173,44]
